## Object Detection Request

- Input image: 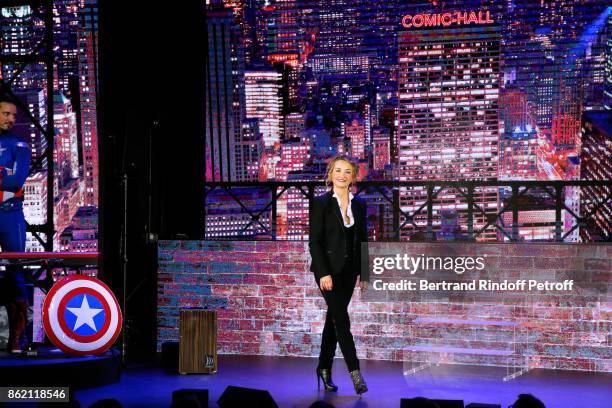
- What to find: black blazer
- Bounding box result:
[309,190,369,282]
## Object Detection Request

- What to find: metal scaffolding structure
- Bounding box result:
[203,180,612,242]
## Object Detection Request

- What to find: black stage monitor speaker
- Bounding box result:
[172,389,208,408]
[401,398,465,408]
[466,404,501,408]
[218,386,278,408]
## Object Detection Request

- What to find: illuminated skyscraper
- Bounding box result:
[0,5,44,89]
[575,11,608,112]
[23,171,47,252]
[342,115,366,159]
[0,5,33,53]
[53,0,81,92]
[524,33,556,129]
[499,126,538,181]
[580,110,611,241]
[78,0,99,206]
[316,0,363,55]
[308,53,369,78]
[604,13,612,110]
[275,137,309,181]
[372,126,391,171]
[284,112,305,139]
[54,180,82,248]
[501,206,558,242]
[397,11,501,240]
[552,112,580,146]
[264,0,301,67]
[235,118,262,181]
[51,91,83,245]
[244,69,284,148]
[206,5,237,181]
[274,137,310,239]
[499,89,532,134]
[285,170,324,240]
[54,92,80,188]
[23,171,47,226]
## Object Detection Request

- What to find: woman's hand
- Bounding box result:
[320,275,333,291]
[359,280,368,290]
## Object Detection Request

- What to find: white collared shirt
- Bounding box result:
[332,190,355,227]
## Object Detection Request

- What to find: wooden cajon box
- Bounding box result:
[179,309,217,374]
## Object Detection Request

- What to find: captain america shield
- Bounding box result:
[43,275,122,355]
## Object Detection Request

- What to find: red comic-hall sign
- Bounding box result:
[43,275,122,356]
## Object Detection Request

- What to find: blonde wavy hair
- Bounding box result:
[324,155,358,188]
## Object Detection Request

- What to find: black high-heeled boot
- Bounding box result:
[316,368,338,391]
[349,370,368,395]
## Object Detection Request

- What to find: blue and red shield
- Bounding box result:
[43,275,122,355]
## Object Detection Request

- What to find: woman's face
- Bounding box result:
[330,160,354,189]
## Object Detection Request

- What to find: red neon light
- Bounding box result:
[401,11,494,29]
[267,53,299,68]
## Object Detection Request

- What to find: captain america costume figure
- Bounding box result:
[0,99,31,353]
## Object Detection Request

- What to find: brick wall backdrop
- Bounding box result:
[157,241,611,372]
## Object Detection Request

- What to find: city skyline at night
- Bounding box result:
[1,0,99,252]
[2,1,610,246]
[205,0,611,242]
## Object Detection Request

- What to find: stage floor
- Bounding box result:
[74,355,612,408]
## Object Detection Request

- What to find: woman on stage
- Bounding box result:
[309,155,369,395]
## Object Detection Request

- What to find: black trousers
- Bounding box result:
[317,267,359,372]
